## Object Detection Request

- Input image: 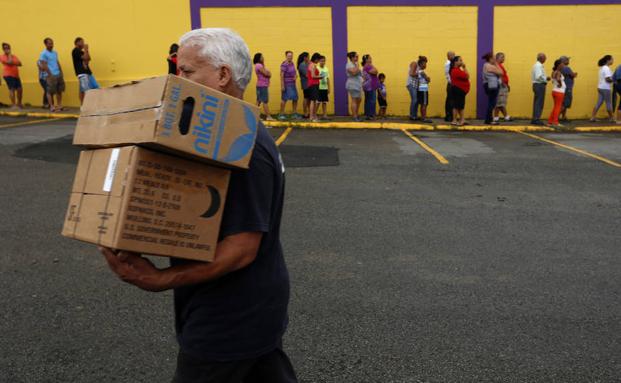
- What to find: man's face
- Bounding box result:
[45,39,54,50]
[76,39,84,49]
[177,45,223,90]
[286,52,293,62]
[540,55,547,63]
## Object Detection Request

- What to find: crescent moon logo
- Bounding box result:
[200,185,221,219]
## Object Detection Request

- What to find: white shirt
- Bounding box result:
[532,61,547,84]
[444,60,451,84]
[598,65,612,90]
[552,74,566,93]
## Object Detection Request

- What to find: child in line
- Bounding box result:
[416,56,432,123]
[317,55,330,120]
[377,73,387,118]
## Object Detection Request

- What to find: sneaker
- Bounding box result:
[277,114,288,121]
[264,116,276,121]
[292,113,303,120]
[493,117,500,123]
[504,116,512,122]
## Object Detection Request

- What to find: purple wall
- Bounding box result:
[190,0,621,118]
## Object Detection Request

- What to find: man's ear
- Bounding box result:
[218,65,233,90]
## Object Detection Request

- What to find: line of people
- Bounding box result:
[0,37,99,111]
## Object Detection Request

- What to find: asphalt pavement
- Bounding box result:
[0,117,620,382]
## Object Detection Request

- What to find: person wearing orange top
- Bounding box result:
[0,43,23,109]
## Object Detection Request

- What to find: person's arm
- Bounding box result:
[489,64,504,76]
[310,64,322,79]
[421,70,430,82]
[82,45,91,63]
[605,68,613,83]
[347,63,360,76]
[367,65,378,75]
[100,231,262,292]
[462,65,470,79]
[40,60,50,75]
[260,66,271,78]
[280,67,285,90]
[13,55,22,67]
[409,61,417,77]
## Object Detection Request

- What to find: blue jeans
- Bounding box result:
[407,85,418,119]
[364,89,376,118]
[483,84,499,123]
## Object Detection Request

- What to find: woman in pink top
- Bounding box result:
[306,52,322,122]
[253,53,274,121]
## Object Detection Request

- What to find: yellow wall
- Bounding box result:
[347,6,478,118]
[495,4,621,119]
[201,7,334,114]
[0,0,190,107]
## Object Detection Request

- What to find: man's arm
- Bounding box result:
[101,231,262,292]
[82,45,91,63]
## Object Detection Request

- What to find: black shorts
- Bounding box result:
[303,87,311,99]
[417,91,429,106]
[318,89,329,102]
[451,86,467,110]
[378,96,387,108]
[3,76,22,90]
[307,85,320,101]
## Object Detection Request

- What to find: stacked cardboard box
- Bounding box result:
[62,75,260,262]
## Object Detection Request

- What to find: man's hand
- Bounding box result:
[100,247,168,292]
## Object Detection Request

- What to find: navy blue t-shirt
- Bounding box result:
[170,123,289,362]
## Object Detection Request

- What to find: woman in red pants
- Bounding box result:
[548,59,566,127]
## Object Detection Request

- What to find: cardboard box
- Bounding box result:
[74,75,259,169]
[62,146,230,262]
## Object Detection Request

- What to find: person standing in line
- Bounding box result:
[548,59,566,127]
[167,43,179,75]
[278,50,299,120]
[362,54,379,120]
[36,58,49,109]
[481,52,503,125]
[494,52,511,123]
[406,58,419,120]
[590,55,615,122]
[445,51,456,121]
[377,73,387,119]
[254,53,275,121]
[297,52,310,118]
[72,37,100,105]
[559,56,577,122]
[317,55,330,120]
[101,28,297,382]
[39,37,65,112]
[613,63,621,124]
[345,51,363,121]
[306,52,322,122]
[531,53,550,125]
[416,56,432,123]
[450,55,470,126]
[0,43,23,109]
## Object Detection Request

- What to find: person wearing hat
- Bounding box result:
[559,56,577,121]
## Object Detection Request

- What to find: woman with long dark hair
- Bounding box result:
[481,52,503,125]
[548,59,566,127]
[362,54,379,120]
[297,52,310,118]
[167,43,179,75]
[450,56,470,126]
[591,55,614,122]
[346,51,363,121]
[254,52,274,121]
[306,52,322,122]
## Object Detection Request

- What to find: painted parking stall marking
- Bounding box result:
[401,128,449,165]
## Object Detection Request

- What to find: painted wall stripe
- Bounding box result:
[191,0,621,117]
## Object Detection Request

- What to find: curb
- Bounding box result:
[264,120,621,133]
[2,110,621,133]
[0,110,79,119]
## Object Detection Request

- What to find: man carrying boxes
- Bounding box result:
[62,28,297,382]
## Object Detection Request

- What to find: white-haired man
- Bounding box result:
[99,28,297,383]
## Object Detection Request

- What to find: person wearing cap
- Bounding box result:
[559,56,577,121]
[0,42,23,109]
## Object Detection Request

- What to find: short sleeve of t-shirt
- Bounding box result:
[72,48,85,76]
[219,145,274,237]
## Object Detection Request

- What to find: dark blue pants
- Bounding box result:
[364,90,376,118]
[484,84,499,123]
[39,78,48,106]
